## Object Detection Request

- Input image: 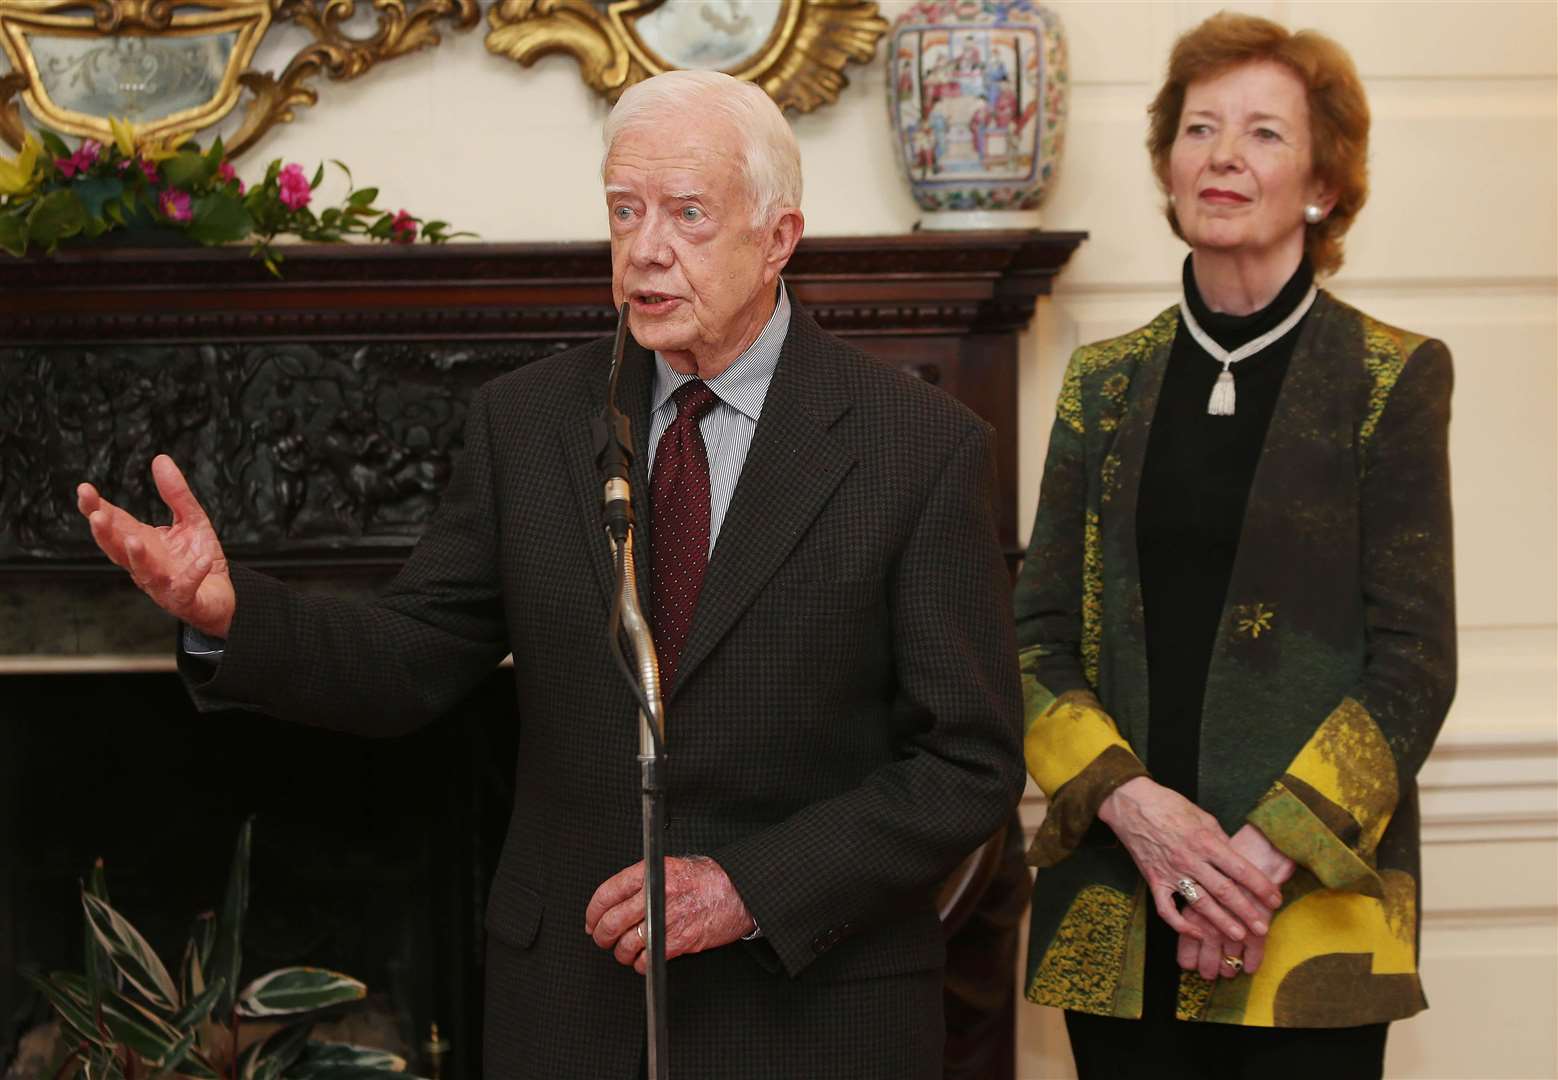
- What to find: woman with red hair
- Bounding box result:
[1016,12,1455,1077]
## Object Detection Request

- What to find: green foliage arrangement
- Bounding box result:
[21,818,424,1080]
[0,120,466,275]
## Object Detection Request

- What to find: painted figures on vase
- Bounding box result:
[888,0,1067,218]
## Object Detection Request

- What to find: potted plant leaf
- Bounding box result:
[20,818,426,1080]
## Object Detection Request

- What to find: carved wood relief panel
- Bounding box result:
[0,232,1084,581]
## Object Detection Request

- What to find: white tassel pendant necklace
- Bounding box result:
[1178,284,1319,416]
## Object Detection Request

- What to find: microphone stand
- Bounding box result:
[592,302,670,1080]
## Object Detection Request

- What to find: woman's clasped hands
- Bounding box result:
[1097,776,1296,980]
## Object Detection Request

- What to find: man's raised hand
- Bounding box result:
[77,454,235,639]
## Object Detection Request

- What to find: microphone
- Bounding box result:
[591,299,662,718]
[592,301,635,544]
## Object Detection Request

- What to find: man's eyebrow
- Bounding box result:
[604,184,634,197]
[670,190,705,201]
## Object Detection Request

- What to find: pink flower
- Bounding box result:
[217,159,245,194]
[158,188,192,223]
[113,156,155,181]
[277,163,311,210]
[390,209,418,244]
[55,139,102,179]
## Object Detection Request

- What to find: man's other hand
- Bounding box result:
[77,454,236,639]
[585,855,755,974]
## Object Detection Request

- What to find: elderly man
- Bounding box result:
[76,71,1022,1079]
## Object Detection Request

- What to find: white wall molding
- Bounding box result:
[0,655,177,675]
[1018,726,1558,846]
[1050,277,1558,299]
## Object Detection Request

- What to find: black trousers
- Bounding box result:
[1064,1010,1388,1080]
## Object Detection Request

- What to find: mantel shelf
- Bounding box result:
[0,231,1085,343]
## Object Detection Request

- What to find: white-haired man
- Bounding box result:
[77,71,1022,1079]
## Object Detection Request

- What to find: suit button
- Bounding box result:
[812,933,830,955]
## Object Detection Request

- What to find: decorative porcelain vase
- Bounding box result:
[886,0,1068,230]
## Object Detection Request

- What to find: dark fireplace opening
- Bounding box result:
[1,669,520,1079]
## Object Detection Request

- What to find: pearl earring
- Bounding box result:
[1304,204,1324,224]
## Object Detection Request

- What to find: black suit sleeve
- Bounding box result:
[179,385,511,734]
[712,422,1025,977]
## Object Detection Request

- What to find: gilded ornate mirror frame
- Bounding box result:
[0,0,479,157]
[486,0,888,113]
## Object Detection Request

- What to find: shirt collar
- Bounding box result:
[651,281,790,422]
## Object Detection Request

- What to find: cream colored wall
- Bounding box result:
[244,2,1556,1076]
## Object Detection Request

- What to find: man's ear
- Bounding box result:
[763,208,805,282]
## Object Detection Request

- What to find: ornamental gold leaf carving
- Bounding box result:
[0,0,479,155]
[223,0,481,156]
[486,0,887,112]
[0,70,25,149]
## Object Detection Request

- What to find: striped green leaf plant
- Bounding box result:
[22,818,428,1080]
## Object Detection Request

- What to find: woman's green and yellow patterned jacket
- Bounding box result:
[1015,291,1456,1028]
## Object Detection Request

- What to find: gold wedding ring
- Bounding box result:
[1222,954,1243,973]
[636,922,646,942]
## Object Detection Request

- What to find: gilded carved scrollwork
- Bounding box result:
[0,0,479,155]
[485,0,887,113]
[80,0,179,32]
[487,0,642,95]
[0,68,25,147]
[226,0,481,157]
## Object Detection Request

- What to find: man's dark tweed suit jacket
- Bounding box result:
[182,302,1025,1079]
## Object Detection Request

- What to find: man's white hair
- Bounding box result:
[602,70,803,225]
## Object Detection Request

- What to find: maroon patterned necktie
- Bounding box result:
[650,380,720,693]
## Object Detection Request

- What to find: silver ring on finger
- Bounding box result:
[1222,954,1244,973]
[636,922,646,942]
[1174,877,1203,903]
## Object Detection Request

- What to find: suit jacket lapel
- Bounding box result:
[560,336,656,613]
[670,306,856,699]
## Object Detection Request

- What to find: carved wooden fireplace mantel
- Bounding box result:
[0,230,1084,662]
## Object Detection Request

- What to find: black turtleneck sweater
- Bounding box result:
[1136,255,1315,1018]
[1137,255,1315,801]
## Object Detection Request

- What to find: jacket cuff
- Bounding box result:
[1025,745,1148,868]
[176,565,289,713]
[1022,688,1138,795]
[1278,697,1399,863]
[1246,782,1385,898]
[712,838,815,979]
